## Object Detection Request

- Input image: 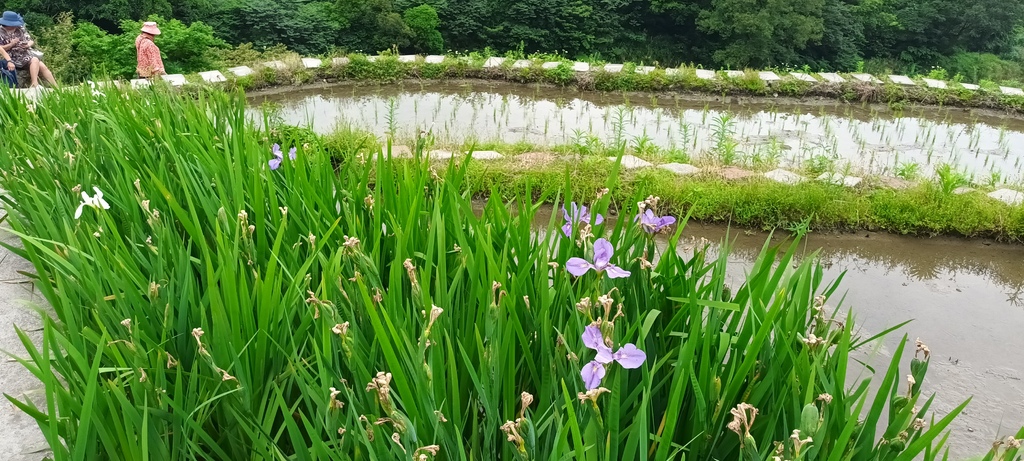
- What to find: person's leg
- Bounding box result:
[37,60,57,86]
[28,57,39,87]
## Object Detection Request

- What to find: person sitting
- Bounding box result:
[136,22,165,79]
[0,44,16,88]
[0,11,56,88]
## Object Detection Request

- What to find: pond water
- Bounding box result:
[249,82,1024,182]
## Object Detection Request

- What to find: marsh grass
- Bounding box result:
[0,86,1020,461]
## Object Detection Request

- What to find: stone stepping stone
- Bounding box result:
[609,155,653,170]
[425,55,444,64]
[227,66,253,77]
[301,58,322,69]
[999,86,1024,96]
[198,70,227,83]
[817,172,862,188]
[851,73,882,83]
[952,186,974,195]
[636,66,655,74]
[922,78,947,89]
[988,189,1024,206]
[818,72,845,83]
[471,150,503,160]
[512,60,532,68]
[572,62,590,72]
[604,63,623,73]
[263,60,288,70]
[398,55,417,63]
[660,163,701,176]
[960,83,980,91]
[889,75,915,85]
[161,74,188,86]
[332,57,350,66]
[483,57,505,68]
[758,71,781,82]
[790,72,817,83]
[725,70,744,78]
[541,62,560,70]
[764,168,804,185]
[695,69,716,80]
[130,78,151,89]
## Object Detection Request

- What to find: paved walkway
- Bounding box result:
[0,223,49,461]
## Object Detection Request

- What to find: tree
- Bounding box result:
[698,0,826,68]
[403,4,443,53]
[335,0,411,52]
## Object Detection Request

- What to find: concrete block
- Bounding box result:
[483,57,505,68]
[665,68,680,76]
[332,57,350,66]
[424,55,444,64]
[512,59,532,68]
[758,71,781,81]
[636,66,655,74]
[851,73,882,83]
[161,74,188,86]
[471,150,503,160]
[1000,86,1024,96]
[660,163,701,176]
[541,61,560,69]
[604,63,623,73]
[398,55,417,63]
[790,72,818,82]
[572,62,590,72]
[301,58,322,69]
[198,70,227,83]
[952,186,974,195]
[960,83,980,90]
[725,70,744,78]
[922,78,947,89]
[817,172,862,188]
[988,189,1024,206]
[765,169,804,185]
[889,75,915,85]
[129,78,151,89]
[695,69,716,80]
[818,72,846,83]
[263,60,288,70]
[227,66,253,77]
[366,56,378,62]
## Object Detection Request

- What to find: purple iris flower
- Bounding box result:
[580,324,646,389]
[562,202,604,237]
[288,146,297,160]
[636,209,676,233]
[269,144,284,170]
[566,238,631,279]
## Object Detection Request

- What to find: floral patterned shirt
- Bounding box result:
[135,34,165,78]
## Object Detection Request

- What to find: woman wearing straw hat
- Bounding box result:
[0,11,57,88]
[136,22,165,79]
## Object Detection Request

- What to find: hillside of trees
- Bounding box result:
[4,0,1024,83]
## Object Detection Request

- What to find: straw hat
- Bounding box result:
[140,22,161,36]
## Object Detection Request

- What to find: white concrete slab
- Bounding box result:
[695,69,716,80]
[609,155,653,170]
[851,73,882,83]
[130,78,151,89]
[572,62,590,72]
[636,66,655,74]
[332,57,350,66]
[725,70,744,78]
[665,68,680,76]
[604,63,624,73]
[759,71,781,82]
[960,83,980,91]
[263,60,288,70]
[889,75,915,86]
[790,72,818,83]
[818,72,846,83]
[541,62,560,70]
[660,163,701,176]
[161,74,188,86]
[471,150,503,160]
[301,58,322,69]
[988,189,1023,206]
[425,55,444,64]
[999,86,1024,96]
[483,57,505,68]
[227,66,253,77]
[511,59,531,69]
[398,55,417,63]
[198,70,227,83]
[765,169,804,185]
[817,172,863,188]
[426,149,453,160]
[922,78,947,89]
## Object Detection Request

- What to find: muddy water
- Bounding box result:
[249,82,1024,182]
[528,205,1024,458]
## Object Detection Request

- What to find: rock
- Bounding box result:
[161,74,187,86]
[817,172,862,188]
[818,72,846,83]
[424,55,444,64]
[198,70,227,83]
[603,64,623,73]
[695,69,716,80]
[764,169,804,185]
[227,66,253,77]
[659,163,701,176]
[301,58,322,69]
[609,155,653,170]
[922,78,947,89]
[987,189,1023,206]
[718,167,756,181]
[877,176,915,190]
[889,75,915,86]
[471,150,503,160]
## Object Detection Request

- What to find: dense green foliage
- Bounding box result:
[5,0,1024,82]
[3,87,1022,460]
